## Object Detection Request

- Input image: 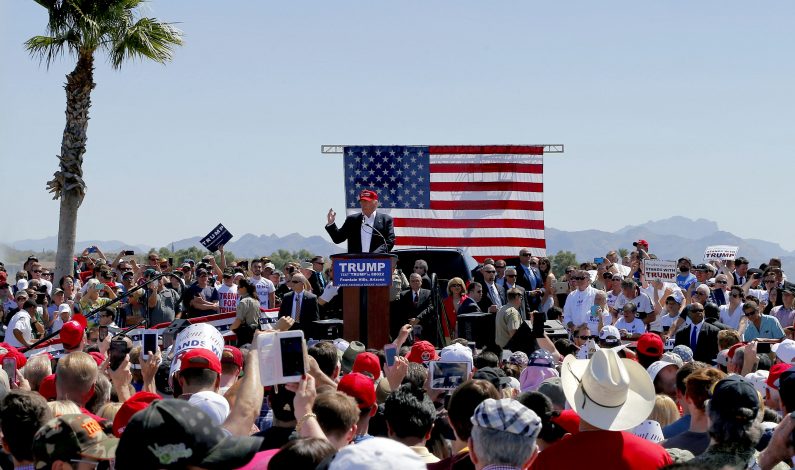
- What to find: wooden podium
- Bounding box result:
[331,252,397,348]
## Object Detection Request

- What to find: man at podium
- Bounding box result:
[325,189,396,253]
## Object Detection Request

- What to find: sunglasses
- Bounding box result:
[290,280,302,284]
[483,271,496,274]
[715,280,728,284]
[744,310,757,316]
[576,335,596,340]
[690,308,704,313]
[573,276,587,280]
[506,274,516,278]
[730,294,742,298]
[520,253,532,257]
[33,270,42,273]
[765,280,776,284]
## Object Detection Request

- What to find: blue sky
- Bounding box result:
[2,1,795,250]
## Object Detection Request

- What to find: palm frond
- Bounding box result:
[109,18,183,69]
[25,33,79,67]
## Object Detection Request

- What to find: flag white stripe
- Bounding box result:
[396,227,545,239]
[430,154,543,165]
[430,191,543,202]
[396,245,547,258]
[430,173,542,183]
[382,209,544,220]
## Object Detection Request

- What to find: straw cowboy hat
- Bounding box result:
[561,348,655,431]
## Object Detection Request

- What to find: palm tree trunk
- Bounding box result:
[51,51,95,284]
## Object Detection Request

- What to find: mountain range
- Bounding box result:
[6,216,795,266]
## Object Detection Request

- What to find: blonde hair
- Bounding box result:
[97,402,123,421]
[447,277,466,296]
[56,352,98,403]
[48,400,81,417]
[648,394,679,428]
[21,354,52,392]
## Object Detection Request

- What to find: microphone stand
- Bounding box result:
[21,272,178,352]
[363,222,391,253]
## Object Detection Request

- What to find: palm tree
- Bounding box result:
[26,0,182,283]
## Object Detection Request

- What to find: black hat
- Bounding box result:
[780,282,795,295]
[693,264,710,271]
[115,399,261,470]
[473,367,512,389]
[709,376,759,421]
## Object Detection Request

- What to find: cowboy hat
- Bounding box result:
[561,348,654,431]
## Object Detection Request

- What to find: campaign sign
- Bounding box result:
[200,223,233,252]
[704,245,739,261]
[643,259,677,283]
[334,258,391,287]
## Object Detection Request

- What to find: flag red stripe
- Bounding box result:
[428,146,544,155]
[430,200,543,211]
[430,181,542,192]
[397,236,546,248]
[430,163,543,174]
[394,218,545,230]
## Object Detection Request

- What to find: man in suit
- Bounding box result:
[278,273,319,336]
[306,255,327,296]
[477,264,506,314]
[515,249,545,311]
[325,189,396,253]
[674,302,720,363]
[392,273,434,339]
[413,259,433,290]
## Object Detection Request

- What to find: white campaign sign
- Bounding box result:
[704,245,739,261]
[643,259,677,283]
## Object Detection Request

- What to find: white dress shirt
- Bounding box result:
[360,211,376,252]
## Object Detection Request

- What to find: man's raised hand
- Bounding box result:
[327,208,336,226]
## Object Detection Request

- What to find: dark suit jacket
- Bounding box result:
[278,291,319,333]
[392,288,433,337]
[478,283,506,313]
[325,212,396,253]
[515,265,545,310]
[308,270,326,297]
[674,322,720,363]
[457,297,482,315]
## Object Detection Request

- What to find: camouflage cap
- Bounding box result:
[33,414,118,468]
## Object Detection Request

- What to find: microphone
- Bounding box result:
[363,222,391,253]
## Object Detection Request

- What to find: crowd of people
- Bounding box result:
[0,237,792,469]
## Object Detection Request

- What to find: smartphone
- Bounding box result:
[384,343,398,367]
[554,281,569,294]
[757,342,772,354]
[142,332,158,360]
[36,292,47,304]
[429,361,472,390]
[590,305,600,318]
[98,326,109,342]
[594,257,605,264]
[280,334,306,380]
[2,357,16,385]
[467,341,477,356]
[124,250,135,256]
[109,339,130,371]
[168,257,174,267]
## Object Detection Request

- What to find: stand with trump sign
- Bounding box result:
[332,252,397,347]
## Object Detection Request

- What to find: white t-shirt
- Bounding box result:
[217,283,239,314]
[719,303,745,330]
[607,290,622,310]
[586,306,613,333]
[658,311,680,331]
[563,286,597,326]
[614,293,655,314]
[249,276,275,309]
[615,317,646,335]
[6,311,33,348]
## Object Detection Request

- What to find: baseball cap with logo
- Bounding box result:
[179,349,222,375]
[406,341,439,364]
[33,414,119,467]
[338,372,377,415]
[222,346,244,370]
[599,325,621,345]
[359,189,378,201]
[440,343,474,367]
[766,363,792,390]
[115,399,261,470]
[59,321,85,349]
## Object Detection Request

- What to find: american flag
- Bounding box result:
[344,145,546,262]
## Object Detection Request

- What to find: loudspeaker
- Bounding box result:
[543,319,568,340]
[457,313,495,347]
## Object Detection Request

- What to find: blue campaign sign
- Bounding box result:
[334,258,391,287]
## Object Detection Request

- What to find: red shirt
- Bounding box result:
[530,430,672,470]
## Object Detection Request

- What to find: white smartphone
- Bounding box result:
[2,357,16,385]
[384,343,398,367]
[257,330,306,386]
[141,332,158,360]
[429,360,472,390]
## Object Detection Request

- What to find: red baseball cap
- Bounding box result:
[222,346,244,369]
[112,391,161,437]
[39,374,57,401]
[338,372,377,415]
[71,313,88,330]
[88,351,106,367]
[406,341,439,364]
[359,189,378,201]
[352,352,381,379]
[633,239,649,248]
[550,408,580,435]
[59,321,85,349]
[636,333,664,358]
[727,342,747,360]
[767,363,791,391]
[0,346,26,370]
[179,349,221,375]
